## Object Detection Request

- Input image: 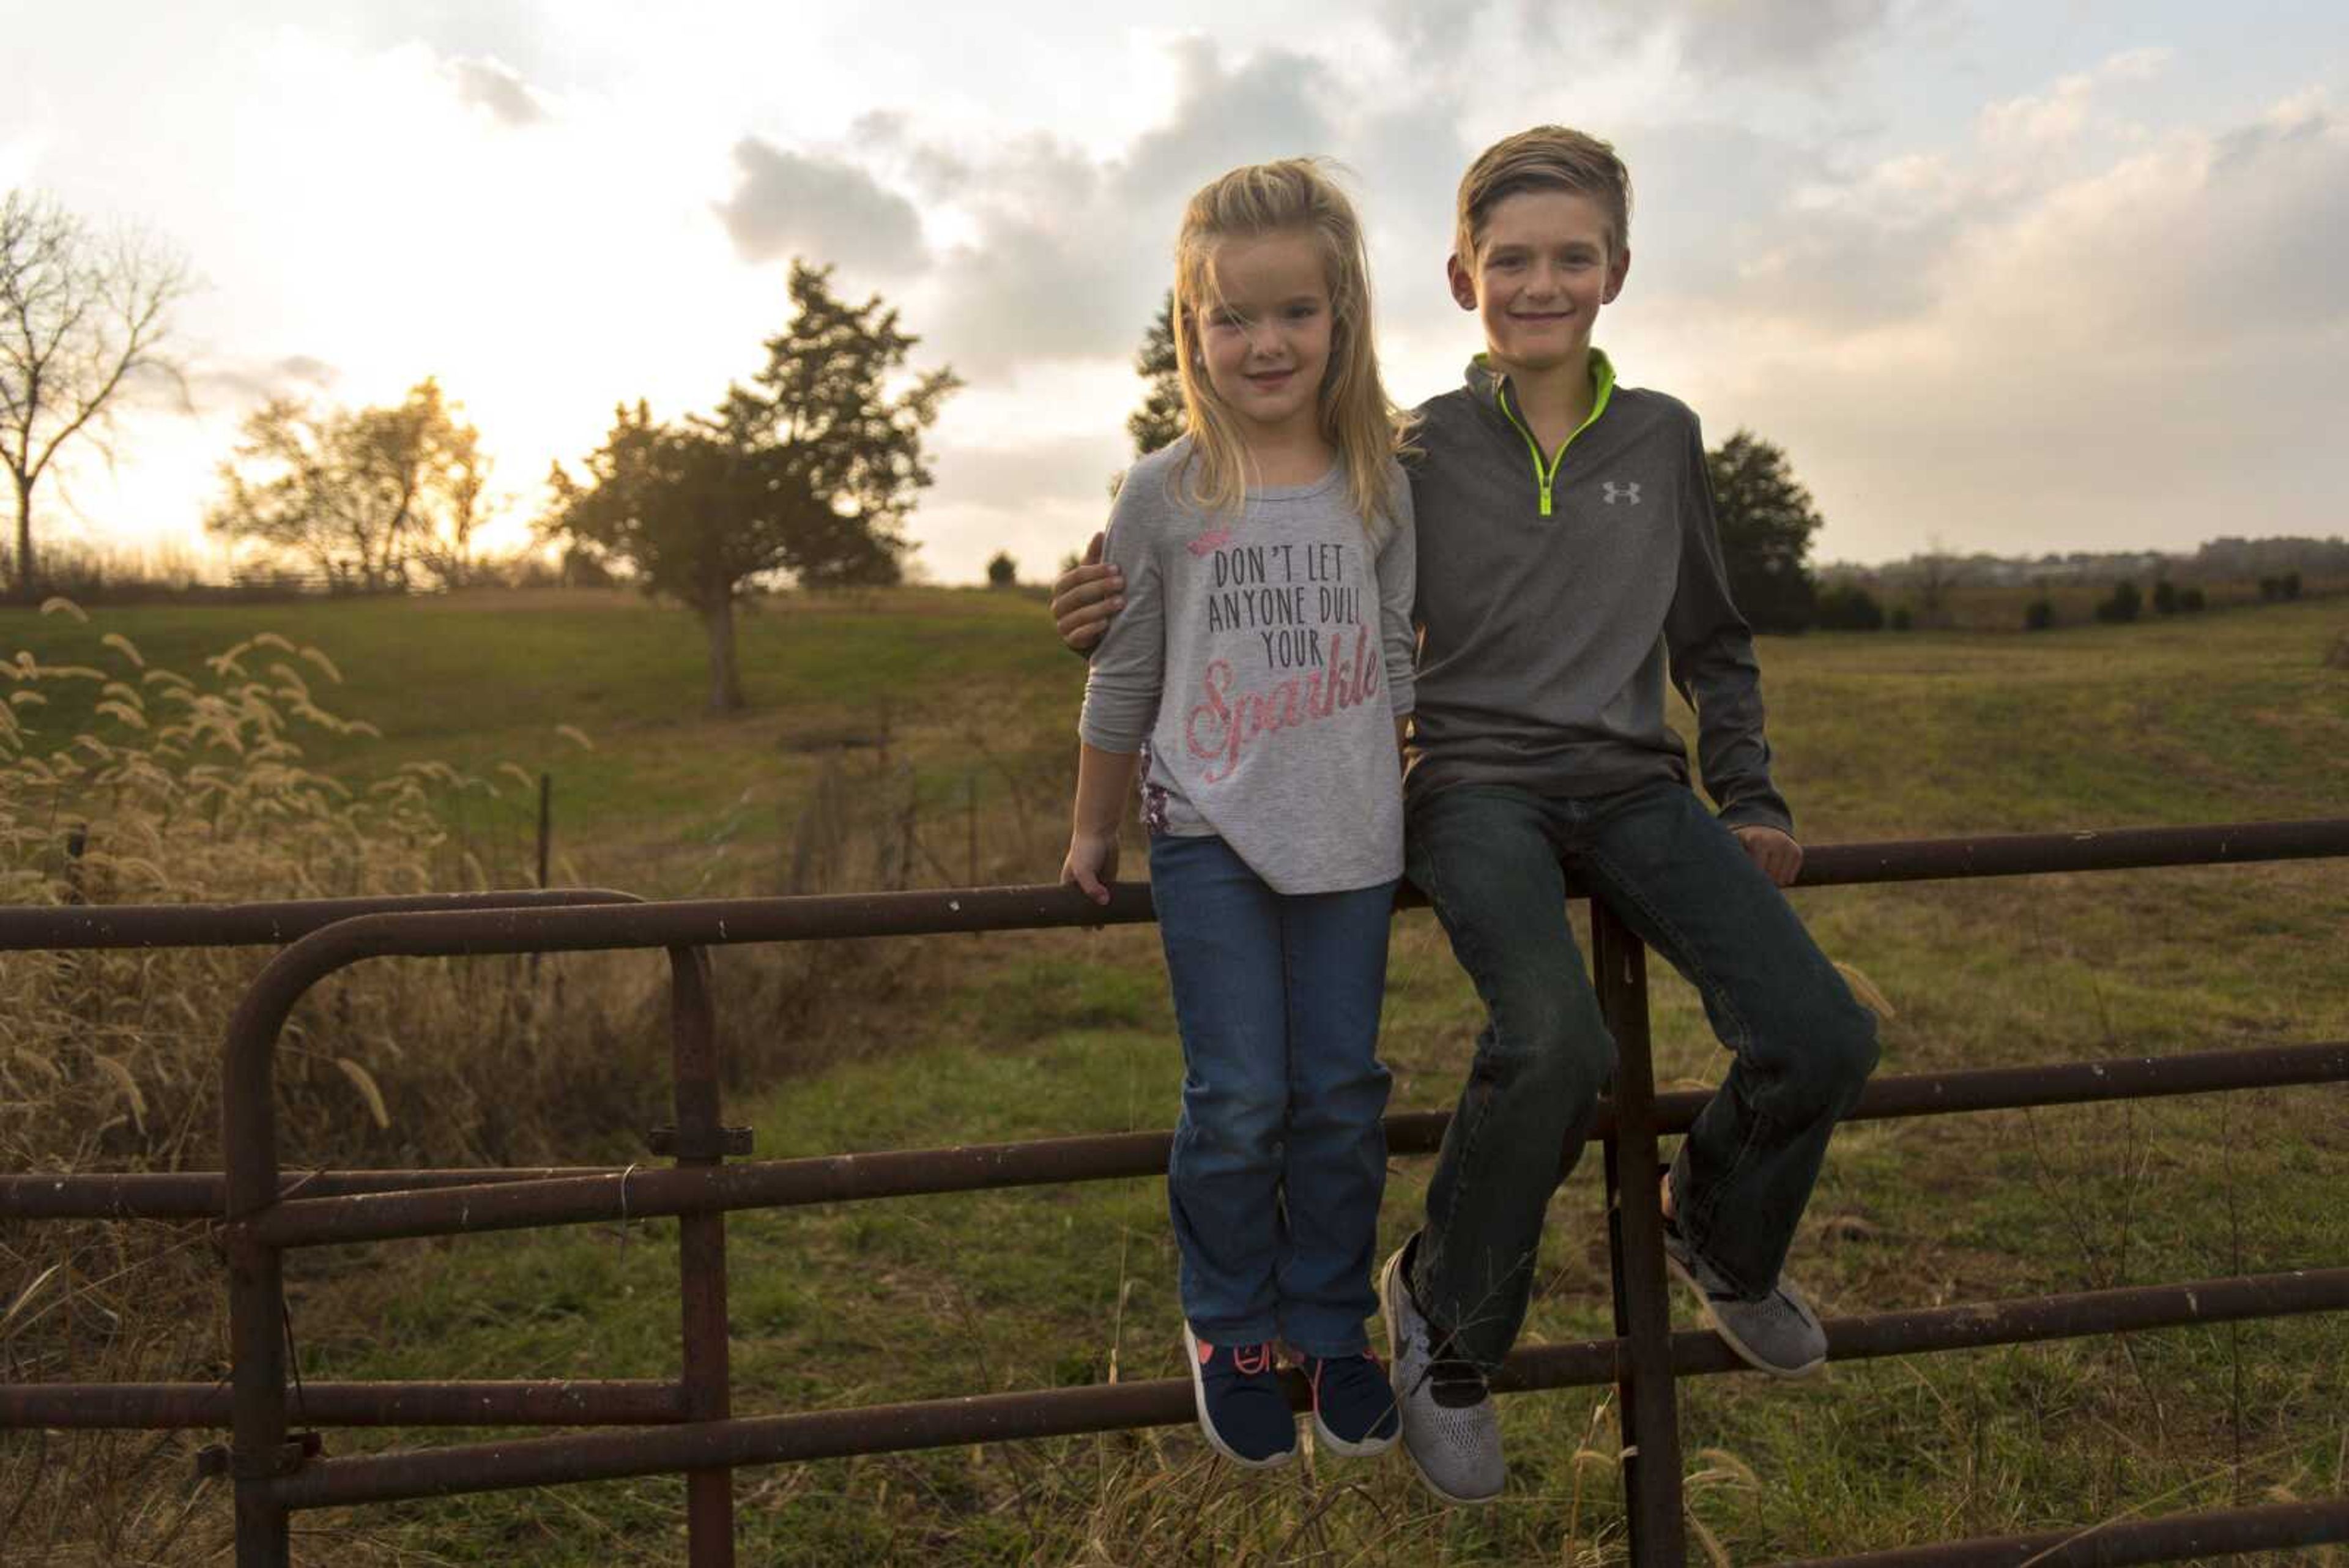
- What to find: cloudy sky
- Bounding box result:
[4,0,2344,582]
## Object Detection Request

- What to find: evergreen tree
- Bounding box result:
[1705,429,1822,634]
[1127,292,1184,458]
[545,262,959,712]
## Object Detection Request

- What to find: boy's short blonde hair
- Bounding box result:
[1455,126,1633,263]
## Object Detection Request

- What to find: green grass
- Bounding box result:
[0,585,1077,891]
[7,587,2347,1563]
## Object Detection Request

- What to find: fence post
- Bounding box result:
[1594,899,1687,1566]
[667,947,737,1566]
[536,773,552,890]
[63,825,87,904]
[225,990,294,1568]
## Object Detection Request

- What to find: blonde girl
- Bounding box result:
[1061,160,1417,1469]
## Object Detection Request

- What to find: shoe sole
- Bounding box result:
[1663,1250,1827,1381]
[1378,1246,1501,1505]
[1181,1323,1296,1470]
[1310,1406,1398,1459]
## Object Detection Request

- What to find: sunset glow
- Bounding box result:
[6,2,2343,581]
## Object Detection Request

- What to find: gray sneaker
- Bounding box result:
[1660,1215,1827,1380]
[1379,1236,1504,1504]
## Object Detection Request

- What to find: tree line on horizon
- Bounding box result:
[7,184,2337,697]
[3,184,969,713]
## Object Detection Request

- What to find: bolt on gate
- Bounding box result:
[3,820,2348,1567]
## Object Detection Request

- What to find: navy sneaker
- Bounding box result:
[1182,1323,1297,1468]
[1299,1350,1400,1457]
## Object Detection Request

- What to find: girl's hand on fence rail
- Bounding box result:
[1052,532,1122,655]
[1061,830,1121,906]
[1733,824,1804,887]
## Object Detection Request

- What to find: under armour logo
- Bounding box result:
[1601,481,1642,505]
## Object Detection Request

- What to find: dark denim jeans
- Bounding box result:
[1149,833,1397,1358]
[1403,779,1878,1369]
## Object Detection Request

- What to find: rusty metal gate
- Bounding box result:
[4,819,2348,1566]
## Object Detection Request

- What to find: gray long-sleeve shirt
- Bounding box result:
[1404,357,1792,832]
[1080,437,1418,895]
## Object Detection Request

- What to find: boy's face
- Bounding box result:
[1447,188,1628,376]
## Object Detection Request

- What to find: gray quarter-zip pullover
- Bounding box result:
[1404,355,1792,832]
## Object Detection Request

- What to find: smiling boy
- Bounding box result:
[1055,126,1879,1504]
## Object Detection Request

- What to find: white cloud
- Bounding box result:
[715,139,930,275]
[7,2,2348,582]
[1631,79,2349,560]
[447,56,549,127]
[1641,0,1904,79]
[194,354,343,409]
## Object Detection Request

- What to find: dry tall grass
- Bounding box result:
[0,600,671,1174]
[0,601,689,1561]
[0,598,1039,1562]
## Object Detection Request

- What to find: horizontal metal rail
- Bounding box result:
[2,821,2341,960]
[184,823,2349,983]
[13,1268,2339,1444]
[254,1267,2349,1510]
[0,886,641,951]
[0,1380,685,1429]
[10,1038,2338,1225]
[0,1166,610,1221]
[212,1039,2342,1249]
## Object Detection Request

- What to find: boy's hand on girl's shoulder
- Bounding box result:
[1732,825,1803,887]
[1052,532,1123,653]
[1061,830,1121,906]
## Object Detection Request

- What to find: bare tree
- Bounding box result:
[0,190,189,595]
[1912,534,1967,628]
[207,379,485,591]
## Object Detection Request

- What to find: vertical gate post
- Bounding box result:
[226,1228,292,1567]
[667,947,737,1567]
[225,996,294,1567]
[1593,901,1688,1566]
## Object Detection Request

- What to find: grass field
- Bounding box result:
[0,585,1075,894]
[3,586,2346,1564]
[1836,574,2349,634]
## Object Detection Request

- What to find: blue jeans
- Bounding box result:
[1404,779,1879,1369]
[1149,833,1397,1358]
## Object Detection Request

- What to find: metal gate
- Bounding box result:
[4,820,2347,1565]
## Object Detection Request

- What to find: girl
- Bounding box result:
[1061,160,1417,1469]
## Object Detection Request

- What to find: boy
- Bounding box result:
[1052,127,1877,1504]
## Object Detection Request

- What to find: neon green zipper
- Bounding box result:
[1490,351,1617,517]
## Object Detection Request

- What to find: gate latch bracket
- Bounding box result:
[197,1430,322,1483]
[647,1124,754,1159]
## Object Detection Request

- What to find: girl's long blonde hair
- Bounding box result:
[1170,159,1414,540]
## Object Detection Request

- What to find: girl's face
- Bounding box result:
[1193,228,1334,446]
